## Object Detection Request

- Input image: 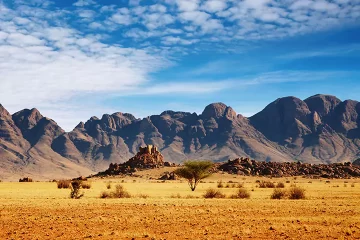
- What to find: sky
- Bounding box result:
[0,0,360,131]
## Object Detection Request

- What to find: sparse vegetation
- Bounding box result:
[57,180,71,189]
[288,186,306,200]
[271,188,287,199]
[259,181,275,188]
[101,184,131,198]
[217,180,224,188]
[70,181,84,199]
[81,181,91,189]
[203,188,226,198]
[19,177,33,182]
[175,160,213,191]
[106,182,112,189]
[276,182,285,188]
[230,188,250,199]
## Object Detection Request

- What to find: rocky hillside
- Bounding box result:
[1,94,360,180]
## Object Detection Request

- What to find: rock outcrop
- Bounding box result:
[98,145,165,175]
[218,158,360,179]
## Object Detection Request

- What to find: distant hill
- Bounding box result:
[1,94,360,180]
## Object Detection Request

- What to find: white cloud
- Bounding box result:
[202,0,227,13]
[176,0,200,12]
[73,0,96,7]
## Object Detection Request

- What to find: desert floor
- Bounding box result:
[1,170,360,240]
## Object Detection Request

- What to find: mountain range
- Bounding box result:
[1,94,360,180]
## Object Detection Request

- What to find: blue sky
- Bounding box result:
[0,0,359,131]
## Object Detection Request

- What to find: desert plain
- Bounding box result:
[1,170,360,240]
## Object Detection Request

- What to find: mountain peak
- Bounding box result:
[202,102,230,119]
[0,104,10,117]
[305,94,342,117]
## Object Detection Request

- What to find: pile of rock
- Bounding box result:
[98,145,172,176]
[218,157,360,178]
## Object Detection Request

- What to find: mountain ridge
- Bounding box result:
[1,94,360,180]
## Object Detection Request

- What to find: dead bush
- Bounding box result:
[217,180,224,188]
[271,188,287,199]
[81,181,91,189]
[137,194,149,199]
[259,181,275,188]
[111,184,131,198]
[106,182,112,189]
[230,188,250,199]
[237,183,244,188]
[351,183,355,187]
[70,181,84,199]
[170,193,181,198]
[19,177,33,182]
[100,191,110,198]
[57,180,71,189]
[288,186,306,200]
[276,182,285,188]
[203,188,226,199]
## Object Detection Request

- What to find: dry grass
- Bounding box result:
[57,180,71,189]
[230,188,250,199]
[0,174,360,239]
[203,188,226,198]
[270,188,287,199]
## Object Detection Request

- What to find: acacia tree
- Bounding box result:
[175,160,213,191]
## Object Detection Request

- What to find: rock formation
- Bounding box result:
[218,158,360,179]
[99,145,166,175]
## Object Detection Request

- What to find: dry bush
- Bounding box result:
[325,181,331,184]
[288,186,306,200]
[351,183,355,187]
[217,181,224,188]
[286,180,291,183]
[237,183,244,188]
[225,183,230,188]
[203,188,226,199]
[57,180,71,189]
[137,194,149,199]
[106,182,112,189]
[271,188,287,199]
[170,193,181,198]
[230,188,250,199]
[231,183,237,188]
[81,181,91,189]
[70,181,84,199]
[19,177,33,182]
[259,181,275,188]
[255,179,261,183]
[100,191,110,198]
[276,182,285,188]
[111,184,131,198]
[100,184,131,198]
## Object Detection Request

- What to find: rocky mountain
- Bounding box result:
[1,94,360,180]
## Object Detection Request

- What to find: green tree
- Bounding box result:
[175,160,213,191]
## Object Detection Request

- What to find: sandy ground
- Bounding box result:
[1,173,360,239]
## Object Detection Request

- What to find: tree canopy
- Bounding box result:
[175,160,213,191]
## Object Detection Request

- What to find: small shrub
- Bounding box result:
[203,188,226,199]
[70,181,84,199]
[121,180,126,183]
[217,181,224,188]
[259,181,275,188]
[19,177,33,182]
[325,181,331,184]
[100,191,110,198]
[111,184,131,198]
[81,181,91,189]
[225,183,230,188]
[351,183,355,187]
[106,182,112,189]
[170,193,181,198]
[288,186,306,200]
[230,188,250,199]
[255,180,261,183]
[133,180,136,183]
[237,183,244,188]
[57,180,71,189]
[137,194,149,199]
[286,180,290,184]
[276,182,285,188]
[308,181,312,183]
[271,188,287,199]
